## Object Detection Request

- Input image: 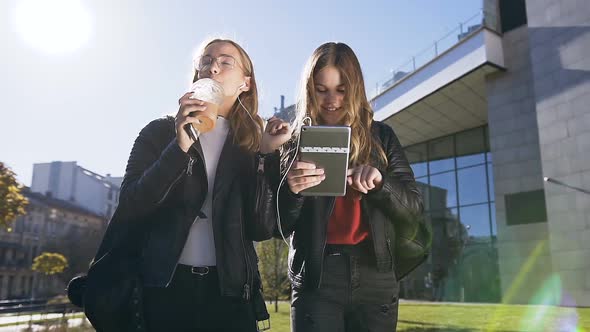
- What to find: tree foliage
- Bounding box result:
[257,238,290,312]
[32,252,69,275]
[0,162,28,229]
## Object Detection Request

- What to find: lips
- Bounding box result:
[322,106,341,112]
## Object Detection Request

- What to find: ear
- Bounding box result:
[240,76,252,92]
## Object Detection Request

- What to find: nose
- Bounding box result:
[208,60,221,76]
[325,92,338,104]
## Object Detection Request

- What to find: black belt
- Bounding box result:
[177,264,217,276]
[325,240,373,257]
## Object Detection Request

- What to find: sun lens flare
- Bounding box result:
[13,0,92,55]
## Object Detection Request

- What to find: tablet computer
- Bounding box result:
[298,125,351,196]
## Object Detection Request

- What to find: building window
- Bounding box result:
[499,0,527,33]
[403,125,500,303]
[428,135,455,174]
[7,276,14,298]
[29,276,34,296]
[21,276,26,295]
[505,190,547,225]
[406,143,428,177]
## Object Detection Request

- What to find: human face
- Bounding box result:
[197,41,250,98]
[313,66,346,126]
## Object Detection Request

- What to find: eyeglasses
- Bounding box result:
[195,55,239,72]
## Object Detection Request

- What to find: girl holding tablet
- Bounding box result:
[278,42,427,332]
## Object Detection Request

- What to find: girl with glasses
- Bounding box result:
[87,38,290,332]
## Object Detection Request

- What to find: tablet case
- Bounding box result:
[299,125,351,196]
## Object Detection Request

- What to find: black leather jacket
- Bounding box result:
[277,121,425,290]
[94,116,278,299]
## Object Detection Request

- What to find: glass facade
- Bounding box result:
[401,126,500,303]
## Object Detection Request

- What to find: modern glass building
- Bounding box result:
[371,0,590,306]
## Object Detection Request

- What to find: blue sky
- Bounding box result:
[1,0,481,186]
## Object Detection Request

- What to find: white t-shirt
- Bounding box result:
[178,117,229,267]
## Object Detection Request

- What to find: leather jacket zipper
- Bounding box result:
[240,215,252,301]
[257,154,265,174]
[317,197,336,289]
[186,157,195,176]
[156,168,185,205]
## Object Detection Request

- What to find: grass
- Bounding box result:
[0,312,86,328]
[263,301,590,332]
[4,302,590,331]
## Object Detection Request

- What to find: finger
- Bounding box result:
[266,117,283,127]
[180,94,204,104]
[178,116,204,128]
[347,176,353,186]
[292,174,325,185]
[268,121,284,134]
[181,105,208,117]
[180,98,206,108]
[292,180,324,193]
[361,166,372,190]
[275,122,289,130]
[293,161,317,170]
[353,171,366,194]
[366,168,378,190]
[267,119,288,134]
[178,92,193,104]
[267,116,282,124]
[288,168,324,179]
[270,122,288,135]
[347,168,356,176]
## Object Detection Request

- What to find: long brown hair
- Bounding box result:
[293,42,386,167]
[193,38,263,152]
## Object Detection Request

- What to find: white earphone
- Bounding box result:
[236,82,257,126]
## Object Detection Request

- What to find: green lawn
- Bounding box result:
[264,301,590,332]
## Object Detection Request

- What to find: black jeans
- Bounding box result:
[143,265,257,332]
[291,242,400,332]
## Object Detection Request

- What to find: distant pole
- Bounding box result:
[544,177,590,195]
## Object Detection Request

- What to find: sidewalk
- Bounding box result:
[0,312,87,332]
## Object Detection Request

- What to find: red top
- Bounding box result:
[326,193,369,244]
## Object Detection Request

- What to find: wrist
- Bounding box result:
[259,144,277,154]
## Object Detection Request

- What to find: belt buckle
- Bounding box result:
[191,266,209,276]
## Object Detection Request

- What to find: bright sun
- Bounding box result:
[13,0,92,55]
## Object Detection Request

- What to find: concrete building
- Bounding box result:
[0,188,105,300]
[371,0,590,306]
[30,161,122,219]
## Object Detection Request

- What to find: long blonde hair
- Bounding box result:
[193,38,263,152]
[293,42,386,167]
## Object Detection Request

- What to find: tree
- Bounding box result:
[44,225,104,284]
[0,162,28,230]
[256,238,290,312]
[32,252,69,275]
